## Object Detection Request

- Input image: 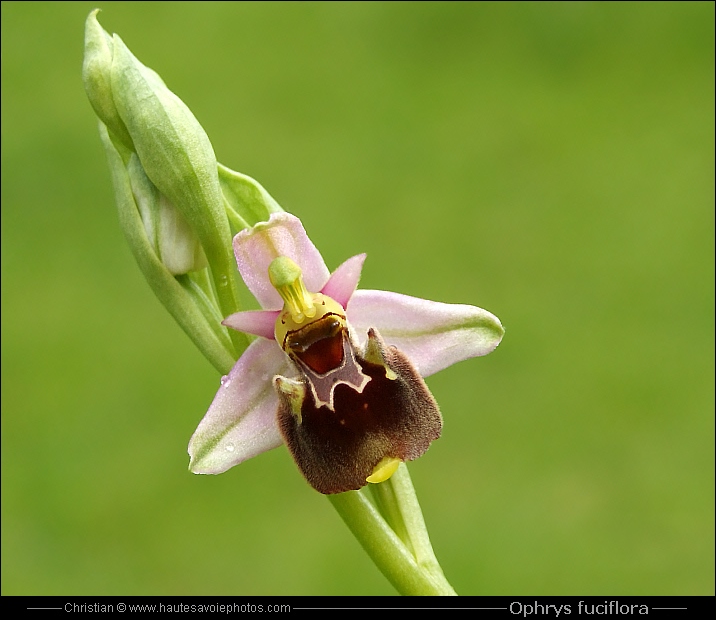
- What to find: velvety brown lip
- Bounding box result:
[277,328,442,495]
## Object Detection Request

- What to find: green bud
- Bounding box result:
[83,8,214,279]
[83,10,251,356]
[126,154,159,251]
[156,195,209,275]
[100,122,238,374]
[82,10,133,151]
[108,34,225,252]
[127,156,208,275]
[107,32,242,338]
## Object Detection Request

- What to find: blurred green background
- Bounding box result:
[2,1,713,596]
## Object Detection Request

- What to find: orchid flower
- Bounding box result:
[189,213,504,494]
[83,10,506,593]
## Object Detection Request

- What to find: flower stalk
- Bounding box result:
[329,465,456,596]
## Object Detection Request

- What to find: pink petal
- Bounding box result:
[347,289,504,378]
[233,213,330,309]
[188,338,290,474]
[320,253,366,309]
[222,310,280,340]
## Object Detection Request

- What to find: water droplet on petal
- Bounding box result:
[220,375,231,387]
[225,443,235,453]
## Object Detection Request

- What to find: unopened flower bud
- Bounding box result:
[83,10,246,353]
[127,155,207,275]
[82,9,133,151]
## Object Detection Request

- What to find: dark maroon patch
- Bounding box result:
[283,314,344,375]
[276,330,442,494]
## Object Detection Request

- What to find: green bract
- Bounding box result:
[218,163,284,229]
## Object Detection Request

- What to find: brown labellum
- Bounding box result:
[275,327,442,494]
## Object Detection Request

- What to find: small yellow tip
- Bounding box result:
[366,457,402,484]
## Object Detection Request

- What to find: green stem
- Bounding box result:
[328,464,456,596]
[383,464,452,582]
[367,475,414,557]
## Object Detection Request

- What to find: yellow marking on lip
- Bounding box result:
[366,457,401,484]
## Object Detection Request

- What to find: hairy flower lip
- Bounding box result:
[188,212,504,477]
